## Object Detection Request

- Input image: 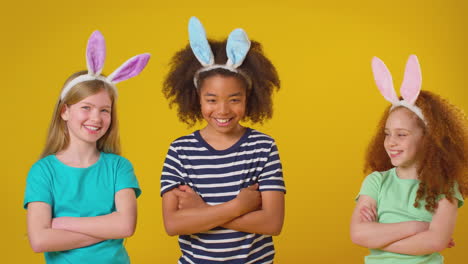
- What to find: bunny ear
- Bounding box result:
[371,56,399,104]
[400,55,422,105]
[226,28,251,68]
[86,30,106,75]
[107,53,151,84]
[188,17,214,67]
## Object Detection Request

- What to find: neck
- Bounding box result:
[202,124,246,140]
[396,164,419,180]
[200,125,246,151]
[56,140,100,168]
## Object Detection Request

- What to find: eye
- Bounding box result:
[101,109,111,113]
[398,134,407,137]
[230,98,241,103]
[206,99,216,103]
[81,106,91,110]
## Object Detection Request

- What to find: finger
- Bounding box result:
[360,208,372,222]
[172,189,186,197]
[363,208,375,222]
[179,185,195,193]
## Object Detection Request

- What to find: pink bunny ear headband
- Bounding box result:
[371,55,426,124]
[60,30,151,100]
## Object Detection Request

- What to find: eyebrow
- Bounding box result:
[384,128,411,132]
[81,102,112,109]
[203,92,243,97]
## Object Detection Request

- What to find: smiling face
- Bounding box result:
[384,107,425,170]
[61,88,112,147]
[199,75,247,136]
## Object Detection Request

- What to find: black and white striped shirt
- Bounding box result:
[161,128,285,264]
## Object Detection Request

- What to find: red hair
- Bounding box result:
[364,91,468,212]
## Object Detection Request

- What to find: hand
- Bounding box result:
[235,184,262,215]
[173,185,208,210]
[360,205,377,222]
[447,238,455,248]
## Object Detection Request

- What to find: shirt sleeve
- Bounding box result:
[160,144,186,196]
[356,171,382,202]
[23,162,54,209]
[438,182,465,208]
[258,140,286,193]
[115,156,141,198]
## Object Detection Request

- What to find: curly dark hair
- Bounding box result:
[163,39,280,126]
[364,91,468,212]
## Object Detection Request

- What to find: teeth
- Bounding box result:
[390,151,401,155]
[216,119,230,123]
[85,126,99,131]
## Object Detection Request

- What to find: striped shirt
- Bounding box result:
[161,128,285,264]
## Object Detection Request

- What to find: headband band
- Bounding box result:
[61,30,150,100]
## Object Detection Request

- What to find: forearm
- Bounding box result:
[29,228,102,253]
[382,230,450,255]
[53,212,135,239]
[164,200,242,236]
[221,209,283,235]
[351,221,421,249]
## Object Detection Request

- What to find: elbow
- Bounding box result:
[430,239,449,253]
[29,236,47,253]
[267,222,283,236]
[164,222,181,236]
[350,230,372,248]
[120,221,137,238]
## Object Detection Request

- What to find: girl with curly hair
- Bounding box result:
[160,17,285,263]
[350,55,467,263]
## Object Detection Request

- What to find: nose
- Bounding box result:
[217,102,230,115]
[387,134,397,147]
[90,109,102,122]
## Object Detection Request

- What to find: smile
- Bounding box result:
[214,118,233,126]
[84,125,101,133]
[388,150,403,158]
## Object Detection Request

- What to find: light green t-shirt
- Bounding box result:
[24,152,141,264]
[357,168,464,264]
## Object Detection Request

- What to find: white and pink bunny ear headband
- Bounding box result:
[371,55,426,124]
[60,30,151,100]
[189,17,251,88]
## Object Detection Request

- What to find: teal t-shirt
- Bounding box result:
[357,168,464,264]
[24,152,141,264]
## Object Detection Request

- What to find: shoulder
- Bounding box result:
[246,129,277,146]
[28,155,58,174]
[169,132,199,147]
[100,152,133,168]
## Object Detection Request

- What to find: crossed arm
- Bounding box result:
[162,184,285,236]
[27,188,137,253]
[350,195,457,255]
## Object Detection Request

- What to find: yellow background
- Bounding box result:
[2,0,467,263]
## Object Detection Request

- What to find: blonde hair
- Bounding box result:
[40,71,121,158]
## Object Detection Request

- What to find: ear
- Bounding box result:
[188,16,214,66]
[107,53,151,83]
[60,105,70,121]
[226,28,251,68]
[86,31,106,75]
[400,55,422,105]
[371,56,399,104]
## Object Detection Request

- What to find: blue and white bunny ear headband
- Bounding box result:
[189,17,251,88]
[371,55,426,124]
[61,30,151,100]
